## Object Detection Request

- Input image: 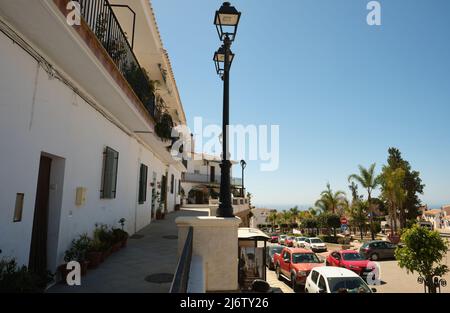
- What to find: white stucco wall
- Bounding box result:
[0,31,181,271]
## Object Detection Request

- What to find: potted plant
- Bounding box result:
[87,240,103,269]
[93,224,114,261]
[112,228,129,249]
[59,234,91,282]
[155,208,163,220]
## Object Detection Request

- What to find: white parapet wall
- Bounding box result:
[176,215,241,292]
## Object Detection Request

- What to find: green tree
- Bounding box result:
[386,147,425,226]
[348,163,380,240]
[348,200,368,240]
[302,218,318,236]
[395,226,448,293]
[379,166,406,234]
[267,210,279,229]
[315,183,347,214]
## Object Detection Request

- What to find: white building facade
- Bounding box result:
[0,0,186,274]
[249,208,271,229]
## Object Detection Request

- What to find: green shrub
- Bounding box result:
[0,258,52,293]
[64,234,92,263]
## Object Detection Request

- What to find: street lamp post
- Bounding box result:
[240,160,247,198]
[213,2,241,218]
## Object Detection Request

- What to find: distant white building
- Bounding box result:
[421,208,447,230]
[250,208,272,229]
[0,0,186,274]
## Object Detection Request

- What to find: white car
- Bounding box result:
[303,237,327,252]
[305,267,375,293]
[293,237,308,248]
[279,235,287,245]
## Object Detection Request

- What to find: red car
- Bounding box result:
[273,247,324,291]
[284,236,295,247]
[326,250,373,279]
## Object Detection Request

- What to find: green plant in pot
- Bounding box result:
[112,228,129,249]
[93,224,114,261]
[59,234,92,282]
[87,240,103,269]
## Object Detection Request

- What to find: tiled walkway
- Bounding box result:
[48,209,207,293]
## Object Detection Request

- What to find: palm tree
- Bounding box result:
[289,206,300,226]
[348,164,380,240]
[315,183,347,214]
[267,210,279,230]
[348,200,369,240]
[380,166,406,234]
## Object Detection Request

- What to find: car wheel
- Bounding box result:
[269,262,274,271]
[291,274,297,292]
[276,266,282,281]
[370,253,379,261]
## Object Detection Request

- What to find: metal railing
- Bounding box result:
[78,0,157,118]
[170,227,193,293]
[182,173,243,186]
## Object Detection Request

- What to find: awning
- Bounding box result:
[238,228,270,241]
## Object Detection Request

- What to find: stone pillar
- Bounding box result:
[176,216,241,292]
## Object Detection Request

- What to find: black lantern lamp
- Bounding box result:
[213,45,235,76]
[214,2,241,42]
[240,160,247,197]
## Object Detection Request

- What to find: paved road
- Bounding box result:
[266,241,450,293]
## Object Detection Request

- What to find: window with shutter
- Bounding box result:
[101,147,119,199]
[138,164,148,204]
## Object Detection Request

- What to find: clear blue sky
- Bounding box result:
[152,0,450,209]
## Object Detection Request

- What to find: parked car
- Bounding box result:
[326,250,373,279]
[279,235,287,245]
[285,236,295,247]
[270,234,279,243]
[273,247,324,291]
[266,245,284,270]
[359,240,397,261]
[293,237,307,248]
[305,267,375,293]
[303,237,327,252]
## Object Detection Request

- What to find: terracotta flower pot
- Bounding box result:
[58,264,71,284]
[87,251,102,269]
[102,247,112,261]
[81,261,89,276]
[111,242,122,253]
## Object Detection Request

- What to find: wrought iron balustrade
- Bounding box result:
[78,0,156,118]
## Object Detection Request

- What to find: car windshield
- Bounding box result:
[269,247,283,256]
[342,253,365,261]
[280,235,286,238]
[328,277,371,293]
[292,253,321,263]
[310,239,323,244]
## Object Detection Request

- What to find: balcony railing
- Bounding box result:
[182,173,242,186]
[78,0,157,118]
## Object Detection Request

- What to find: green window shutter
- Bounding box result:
[101,147,119,199]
